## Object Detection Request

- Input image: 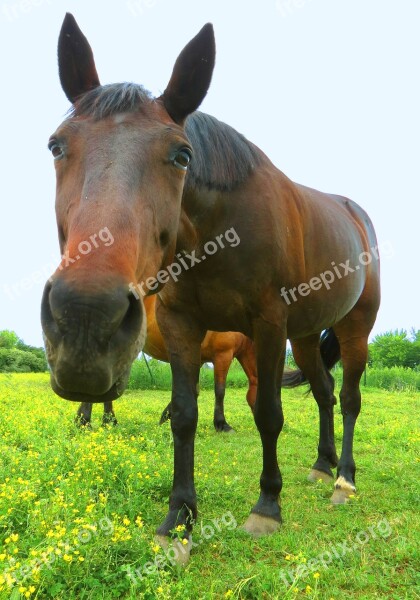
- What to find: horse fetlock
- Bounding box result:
[157,505,196,538]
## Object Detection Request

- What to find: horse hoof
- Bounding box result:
[215,423,235,433]
[102,417,118,427]
[331,476,356,504]
[154,535,192,566]
[241,513,281,537]
[159,409,171,425]
[74,417,92,429]
[308,469,334,484]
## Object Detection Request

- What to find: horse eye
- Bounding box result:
[173,148,192,170]
[48,140,64,160]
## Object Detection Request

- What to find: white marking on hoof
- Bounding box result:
[331,476,356,504]
[307,469,334,484]
[154,534,192,567]
[242,513,281,537]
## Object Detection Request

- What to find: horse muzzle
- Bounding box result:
[41,277,146,402]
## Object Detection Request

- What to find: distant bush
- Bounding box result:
[128,358,420,392]
[0,330,19,349]
[0,330,48,373]
[363,366,420,391]
[128,357,249,391]
[0,348,47,373]
[368,329,420,369]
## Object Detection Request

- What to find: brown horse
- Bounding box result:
[76,296,257,431]
[41,14,380,561]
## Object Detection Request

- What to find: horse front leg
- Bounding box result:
[243,317,286,536]
[75,402,93,427]
[155,304,205,564]
[102,401,118,426]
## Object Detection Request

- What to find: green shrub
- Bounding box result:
[128,357,249,391]
[128,359,420,392]
[0,348,47,373]
[363,366,420,391]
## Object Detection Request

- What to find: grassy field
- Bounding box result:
[0,374,418,599]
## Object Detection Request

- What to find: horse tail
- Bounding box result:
[281,328,341,388]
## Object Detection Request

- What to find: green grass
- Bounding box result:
[0,374,418,599]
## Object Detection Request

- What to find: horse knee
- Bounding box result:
[254,402,284,435]
[170,404,198,437]
[339,388,361,417]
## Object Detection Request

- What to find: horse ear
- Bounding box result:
[162,24,215,124]
[58,13,100,104]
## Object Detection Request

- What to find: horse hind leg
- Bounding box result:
[331,307,374,504]
[236,341,258,414]
[213,352,234,432]
[291,335,338,484]
[243,317,286,537]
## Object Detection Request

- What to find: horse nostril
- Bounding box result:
[41,280,61,345]
[119,291,142,337]
[159,229,170,248]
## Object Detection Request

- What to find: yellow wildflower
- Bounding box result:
[135,516,144,528]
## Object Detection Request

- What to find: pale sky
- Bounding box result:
[0,0,419,347]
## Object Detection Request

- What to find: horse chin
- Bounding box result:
[47,302,147,404]
[49,368,131,403]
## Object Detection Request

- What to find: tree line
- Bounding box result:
[0,328,419,373]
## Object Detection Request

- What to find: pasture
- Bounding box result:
[0,374,418,599]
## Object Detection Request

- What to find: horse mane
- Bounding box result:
[69,82,262,192]
[185,112,262,192]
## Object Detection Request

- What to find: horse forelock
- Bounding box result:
[69,82,154,120]
[68,82,262,193]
